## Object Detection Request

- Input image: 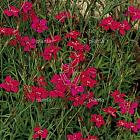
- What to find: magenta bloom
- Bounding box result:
[20,36,36,52]
[65,30,80,39]
[31,18,48,33]
[33,127,48,139]
[117,120,127,127]
[91,114,105,128]
[42,45,60,61]
[55,11,71,23]
[103,106,117,117]
[136,118,140,129]
[119,20,131,36]
[0,76,19,93]
[111,90,126,103]
[67,40,84,51]
[22,1,33,13]
[67,132,82,140]
[119,101,138,115]
[4,6,19,17]
[26,86,48,102]
[44,35,61,44]
[126,6,140,21]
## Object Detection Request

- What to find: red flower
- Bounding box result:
[0,76,19,93]
[126,6,140,21]
[117,120,138,133]
[49,90,65,98]
[33,127,48,139]
[0,28,18,36]
[103,106,117,117]
[117,120,127,127]
[125,122,138,133]
[67,132,82,140]
[81,67,97,79]
[91,114,105,128]
[26,86,48,102]
[68,94,87,107]
[42,45,60,61]
[111,90,125,103]
[44,35,61,44]
[22,1,33,13]
[8,39,18,46]
[4,6,19,17]
[99,16,114,31]
[81,77,97,88]
[70,52,85,67]
[55,11,71,23]
[67,40,84,51]
[65,30,80,39]
[34,76,47,86]
[20,36,36,52]
[118,20,131,36]
[31,18,48,33]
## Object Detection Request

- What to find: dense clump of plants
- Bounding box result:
[0,0,140,140]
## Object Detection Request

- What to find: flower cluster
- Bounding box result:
[99,16,131,35]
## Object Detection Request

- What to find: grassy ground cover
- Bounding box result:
[0,0,140,140]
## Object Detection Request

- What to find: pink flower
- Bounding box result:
[42,45,61,61]
[4,6,19,17]
[67,132,82,140]
[136,118,140,129]
[31,18,48,33]
[65,30,80,39]
[119,101,138,115]
[111,90,125,103]
[126,6,140,21]
[44,35,61,44]
[71,85,84,96]
[91,114,105,128]
[26,86,48,102]
[33,127,48,139]
[20,36,36,52]
[103,106,117,117]
[118,20,131,36]
[22,1,33,13]
[0,76,19,93]
[55,11,71,23]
